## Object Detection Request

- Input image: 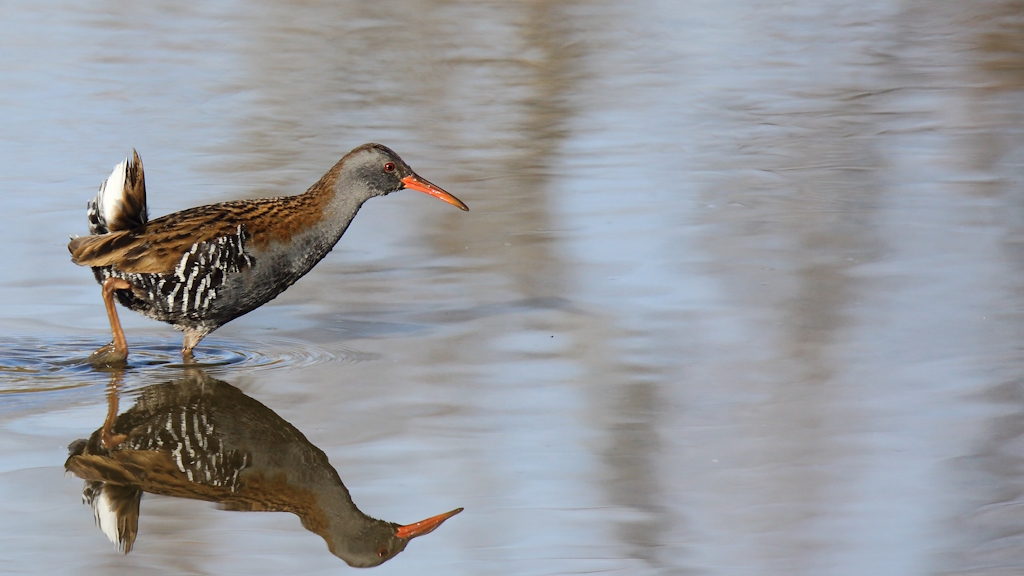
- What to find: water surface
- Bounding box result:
[2,1,1024,574]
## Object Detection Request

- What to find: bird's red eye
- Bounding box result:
[377,548,389,558]
[384,162,395,173]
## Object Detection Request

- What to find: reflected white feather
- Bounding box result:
[92,488,124,550]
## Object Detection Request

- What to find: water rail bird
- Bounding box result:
[68,145,467,364]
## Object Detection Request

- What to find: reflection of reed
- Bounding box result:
[66,369,460,567]
[939,377,1024,571]
[938,6,1024,568]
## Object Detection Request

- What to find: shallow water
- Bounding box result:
[2,0,1024,574]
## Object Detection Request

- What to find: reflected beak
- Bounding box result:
[401,175,469,211]
[395,507,464,540]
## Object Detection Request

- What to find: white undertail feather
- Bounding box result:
[88,150,148,235]
[98,157,129,228]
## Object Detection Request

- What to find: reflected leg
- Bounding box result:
[101,370,127,449]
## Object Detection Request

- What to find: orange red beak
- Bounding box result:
[401,175,468,211]
[395,507,464,540]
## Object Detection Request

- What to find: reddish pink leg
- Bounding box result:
[88,277,132,366]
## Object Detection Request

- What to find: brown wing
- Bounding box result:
[66,452,158,486]
[67,451,239,500]
[69,201,262,274]
[69,192,329,275]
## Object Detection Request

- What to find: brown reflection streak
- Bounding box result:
[698,37,888,576]
[933,1,1024,571]
[974,1,1024,92]
[418,0,674,569]
[514,2,669,568]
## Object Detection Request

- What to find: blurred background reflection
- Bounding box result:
[0,1,1023,574]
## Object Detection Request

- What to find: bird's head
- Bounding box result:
[325,507,463,568]
[344,143,468,211]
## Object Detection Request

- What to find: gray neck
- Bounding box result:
[300,479,394,565]
[277,168,377,283]
[316,161,380,247]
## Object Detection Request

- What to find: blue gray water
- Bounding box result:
[2,1,1024,574]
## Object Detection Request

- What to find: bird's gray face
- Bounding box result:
[327,507,463,568]
[354,144,468,210]
[354,533,410,568]
[353,145,414,196]
[326,520,408,568]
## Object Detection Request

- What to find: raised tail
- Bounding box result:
[87,149,148,235]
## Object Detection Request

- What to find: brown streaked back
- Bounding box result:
[69,186,333,275]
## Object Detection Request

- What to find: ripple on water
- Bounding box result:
[0,335,376,394]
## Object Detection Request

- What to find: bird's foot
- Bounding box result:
[88,341,128,368]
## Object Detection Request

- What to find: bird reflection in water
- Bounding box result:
[65,369,462,567]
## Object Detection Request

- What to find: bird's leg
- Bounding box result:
[100,370,127,449]
[88,277,132,367]
[181,328,205,360]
